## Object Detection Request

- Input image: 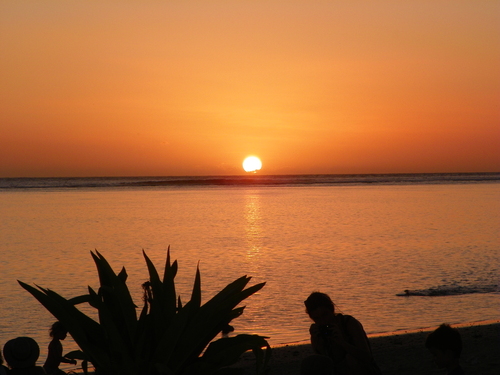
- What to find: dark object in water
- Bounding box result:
[397,284,498,297]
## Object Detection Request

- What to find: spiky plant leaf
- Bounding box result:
[90,251,137,350]
[118,266,128,282]
[68,294,92,305]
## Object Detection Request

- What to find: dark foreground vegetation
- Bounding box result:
[20,249,270,375]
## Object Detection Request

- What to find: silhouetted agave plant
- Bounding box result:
[19,248,270,375]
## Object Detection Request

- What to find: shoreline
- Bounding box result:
[60,320,500,374]
[268,318,500,348]
[367,318,500,338]
[233,320,500,375]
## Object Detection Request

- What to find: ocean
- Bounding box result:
[1,173,499,365]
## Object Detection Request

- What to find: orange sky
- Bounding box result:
[1,1,499,177]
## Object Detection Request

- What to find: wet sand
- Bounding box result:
[233,321,500,375]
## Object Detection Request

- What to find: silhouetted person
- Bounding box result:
[43,322,76,375]
[426,323,465,375]
[301,292,381,375]
[2,337,45,375]
[0,348,8,375]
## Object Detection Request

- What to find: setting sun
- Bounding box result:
[242,156,262,173]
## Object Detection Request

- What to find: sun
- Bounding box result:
[242,156,262,173]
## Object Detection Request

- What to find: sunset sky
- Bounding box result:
[1,1,499,177]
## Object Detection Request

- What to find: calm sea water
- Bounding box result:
[1,173,499,366]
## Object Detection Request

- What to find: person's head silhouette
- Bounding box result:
[3,337,39,369]
[426,324,463,374]
[304,292,335,326]
[49,321,68,340]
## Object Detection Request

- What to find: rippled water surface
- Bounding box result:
[1,181,499,362]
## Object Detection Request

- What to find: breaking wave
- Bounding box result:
[1,172,499,190]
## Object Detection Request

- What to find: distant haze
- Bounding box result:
[1,1,499,177]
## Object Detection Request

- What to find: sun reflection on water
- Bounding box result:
[244,192,262,259]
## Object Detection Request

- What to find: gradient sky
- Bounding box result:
[1,1,499,177]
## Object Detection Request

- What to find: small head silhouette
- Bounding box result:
[49,321,68,340]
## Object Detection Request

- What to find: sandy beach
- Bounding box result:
[60,320,499,374]
[232,321,500,375]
